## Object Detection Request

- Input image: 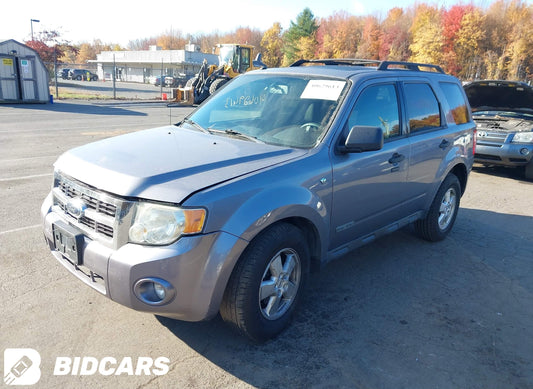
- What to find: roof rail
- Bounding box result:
[290,59,381,67]
[290,58,446,74]
[377,61,445,73]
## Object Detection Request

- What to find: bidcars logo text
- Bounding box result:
[53,356,170,376]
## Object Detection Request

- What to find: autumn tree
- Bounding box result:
[505,1,533,80]
[282,8,319,65]
[379,7,411,61]
[356,16,381,59]
[261,23,284,67]
[156,29,188,50]
[455,8,485,79]
[316,12,362,59]
[409,4,444,64]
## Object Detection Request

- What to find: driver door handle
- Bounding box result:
[388,153,405,164]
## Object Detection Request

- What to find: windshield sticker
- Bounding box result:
[301,80,346,101]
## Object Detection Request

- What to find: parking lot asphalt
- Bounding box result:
[1,100,532,388]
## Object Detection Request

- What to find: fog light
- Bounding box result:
[133,278,175,306]
[153,283,166,300]
[520,148,530,156]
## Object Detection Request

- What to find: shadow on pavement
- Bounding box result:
[156,209,533,388]
[473,164,532,183]
[2,101,149,116]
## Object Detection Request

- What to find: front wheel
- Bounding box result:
[220,223,309,342]
[415,174,461,242]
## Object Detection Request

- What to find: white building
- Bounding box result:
[92,45,219,84]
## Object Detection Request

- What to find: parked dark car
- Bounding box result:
[57,68,70,80]
[464,80,533,180]
[69,69,98,81]
[154,75,187,87]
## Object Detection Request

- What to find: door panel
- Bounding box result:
[0,55,19,100]
[330,138,411,249]
[330,82,412,250]
[20,57,37,100]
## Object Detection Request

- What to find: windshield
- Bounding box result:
[219,46,237,66]
[187,73,348,148]
[465,82,533,114]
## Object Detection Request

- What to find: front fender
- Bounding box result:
[221,185,329,254]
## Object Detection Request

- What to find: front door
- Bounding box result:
[330,82,412,250]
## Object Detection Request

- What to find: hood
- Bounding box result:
[55,125,306,203]
[464,81,533,116]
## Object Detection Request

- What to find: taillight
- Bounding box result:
[472,129,477,155]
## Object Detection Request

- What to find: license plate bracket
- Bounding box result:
[53,222,84,265]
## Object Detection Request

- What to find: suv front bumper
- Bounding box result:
[41,193,247,321]
[475,142,533,167]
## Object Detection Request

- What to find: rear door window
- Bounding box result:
[404,83,441,133]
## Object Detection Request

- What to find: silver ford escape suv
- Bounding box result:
[42,59,475,342]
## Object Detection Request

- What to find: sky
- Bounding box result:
[3,0,499,47]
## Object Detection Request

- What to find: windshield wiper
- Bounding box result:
[209,128,264,143]
[177,118,210,134]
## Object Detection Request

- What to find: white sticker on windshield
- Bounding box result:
[300,80,346,101]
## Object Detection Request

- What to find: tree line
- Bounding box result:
[27,0,532,82]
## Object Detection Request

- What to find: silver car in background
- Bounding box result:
[464,80,533,180]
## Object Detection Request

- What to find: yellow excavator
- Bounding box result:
[175,44,266,105]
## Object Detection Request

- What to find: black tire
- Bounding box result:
[220,223,309,342]
[415,174,461,242]
[209,78,227,95]
[185,77,197,88]
[91,75,98,81]
[76,75,82,81]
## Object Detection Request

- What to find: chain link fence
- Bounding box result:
[45,62,185,101]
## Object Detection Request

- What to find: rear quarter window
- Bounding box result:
[440,82,471,124]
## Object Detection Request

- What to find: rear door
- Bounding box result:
[400,80,449,211]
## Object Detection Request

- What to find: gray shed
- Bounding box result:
[0,39,50,103]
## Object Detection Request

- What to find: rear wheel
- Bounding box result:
[415,174,461,242]
[220,223,309,342]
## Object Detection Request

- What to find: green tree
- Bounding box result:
[282,8,319,65]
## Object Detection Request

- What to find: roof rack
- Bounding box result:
[290,58,445,74]
[377,61,445,73]
[290,59,381,67]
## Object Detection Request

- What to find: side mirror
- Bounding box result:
[341,126,384,153]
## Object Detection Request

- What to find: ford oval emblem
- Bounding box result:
[66,197,87,219]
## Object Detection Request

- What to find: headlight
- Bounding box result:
[129,202,206,245]
[512,132,533,143]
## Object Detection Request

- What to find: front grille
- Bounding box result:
[57,180,117,217]
[52,173,134,248]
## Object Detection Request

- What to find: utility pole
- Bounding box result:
[30,19,40,41]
